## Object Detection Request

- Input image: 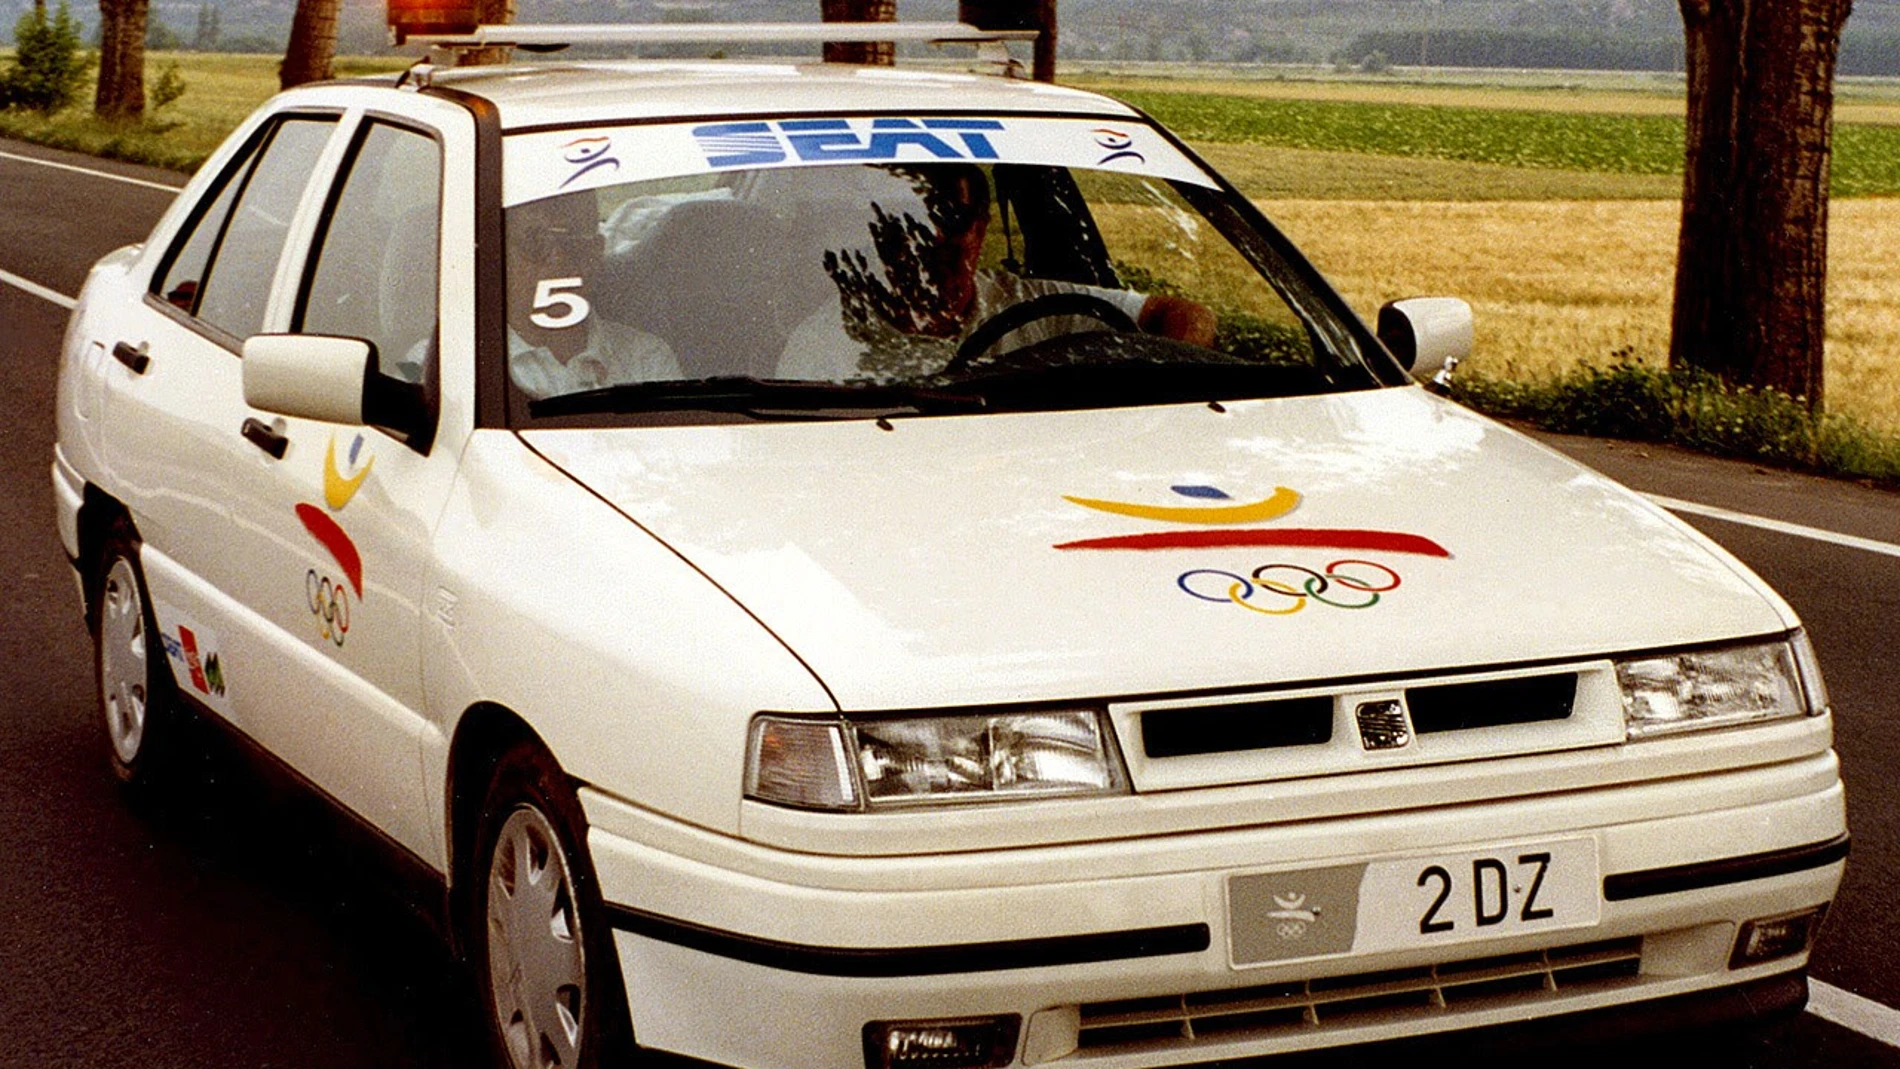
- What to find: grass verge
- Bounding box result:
[1115,87,1900,197]
[1454,360,1900,486]
[0,51,408,172]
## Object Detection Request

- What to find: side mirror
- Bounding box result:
[243,334,434,449]
[1376,297,1473,387]
[243,334,373,425]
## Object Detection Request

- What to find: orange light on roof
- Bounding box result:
[387,0,480,43]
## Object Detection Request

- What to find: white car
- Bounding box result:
[52,22,1845,1069]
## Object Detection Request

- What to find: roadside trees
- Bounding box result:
[1,0,89,113]
[959,0,1057,82]
[1672,0,1854,409]
[280,0,340,89]
[821,0,895,65]
[94,0,147,119]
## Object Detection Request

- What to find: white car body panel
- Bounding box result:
[594,765,1842,1069]
[421,430,836,841]
[523,387,1792,711]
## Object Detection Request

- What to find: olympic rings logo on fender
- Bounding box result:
[1178,559,1402,616]
[306,569,351,646]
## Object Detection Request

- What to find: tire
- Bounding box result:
[471,741,635,1069]
[93,519,178,791]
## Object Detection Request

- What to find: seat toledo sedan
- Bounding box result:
[52,26,1845,1069]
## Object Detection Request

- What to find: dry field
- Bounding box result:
[1263,198,1900,432]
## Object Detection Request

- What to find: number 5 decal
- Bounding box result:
[530,277,590,329]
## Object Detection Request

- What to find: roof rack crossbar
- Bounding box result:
[404,20,1038,50]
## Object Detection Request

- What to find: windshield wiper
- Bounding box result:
[526,376,989,420]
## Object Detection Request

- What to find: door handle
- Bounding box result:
[241,417,289,459]
[111,341,150,374]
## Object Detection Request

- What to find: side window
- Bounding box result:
[298,122,442,385]
[191,117,337,342]
[155,146,256,314]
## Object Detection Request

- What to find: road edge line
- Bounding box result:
[1810,979,1900,1048]
[0,268,76,310]
[0,148,185,193]
[1648,494,1900,560]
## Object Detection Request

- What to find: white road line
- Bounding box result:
[0,148,184,193]
[1648,494,1900,560]
[1810,979,1900,1047]
[0,268,75,309]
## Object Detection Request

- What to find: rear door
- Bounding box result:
[100,111,343,734]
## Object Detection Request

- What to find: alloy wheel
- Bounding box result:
[99,556,149,767]
[487,803,588,1069]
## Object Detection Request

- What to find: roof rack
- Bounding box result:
[401,21,1038,71]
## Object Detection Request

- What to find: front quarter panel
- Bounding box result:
[425,430,835,836]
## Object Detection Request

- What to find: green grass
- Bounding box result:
[1117,88,1900,196]
[1453,360,1900,485]
[0,51,407,172]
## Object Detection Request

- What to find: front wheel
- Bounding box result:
[471,742,634,1069]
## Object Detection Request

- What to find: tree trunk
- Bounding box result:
[279,0,339,89]
[93,0,147,120]
[821,0,894,66]
[455,0,516,67]
[960,0,1058,81]
[1671,0,1852,409]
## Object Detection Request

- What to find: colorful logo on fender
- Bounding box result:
[300,431,369,613]
[298,505,362,599]
[323,432,374,510]
[160,623,226,698]
[1054,484,1449,617]
[307,569,351,647]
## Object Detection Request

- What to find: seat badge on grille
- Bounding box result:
[1356,699,1412,750]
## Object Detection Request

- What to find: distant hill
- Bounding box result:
[5,0,1900,76]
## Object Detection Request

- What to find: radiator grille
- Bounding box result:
[1407,674,1578,734]
[1077,938,1642,1052]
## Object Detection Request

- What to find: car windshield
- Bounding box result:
[501,123,1390,423]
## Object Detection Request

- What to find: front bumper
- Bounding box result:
[582,753,1845,1069]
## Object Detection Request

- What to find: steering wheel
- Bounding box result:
[945,291,1139,375]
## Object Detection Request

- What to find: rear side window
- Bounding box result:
[159,116,336,342]
[297,121,443,385]
[156,152,250,314]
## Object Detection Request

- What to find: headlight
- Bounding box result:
[745,708,1127,811]
[1616,634,1825,739]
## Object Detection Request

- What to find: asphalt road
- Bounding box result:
[2,135,1896,1068]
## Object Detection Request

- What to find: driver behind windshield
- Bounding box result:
[777,164,1216,381]
[507,192,681,399]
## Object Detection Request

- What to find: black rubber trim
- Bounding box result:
[422,84,509,430]
[1604,834,1849,902]
[603,905,1209,977]
[1339,970,1808,1061]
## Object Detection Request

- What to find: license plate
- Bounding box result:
[1229,838,1601,966]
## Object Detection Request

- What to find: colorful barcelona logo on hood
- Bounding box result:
[1054,484,1450,557]
[1055,484,1449,617]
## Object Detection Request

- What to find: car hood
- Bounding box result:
[520,388,1793,711]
